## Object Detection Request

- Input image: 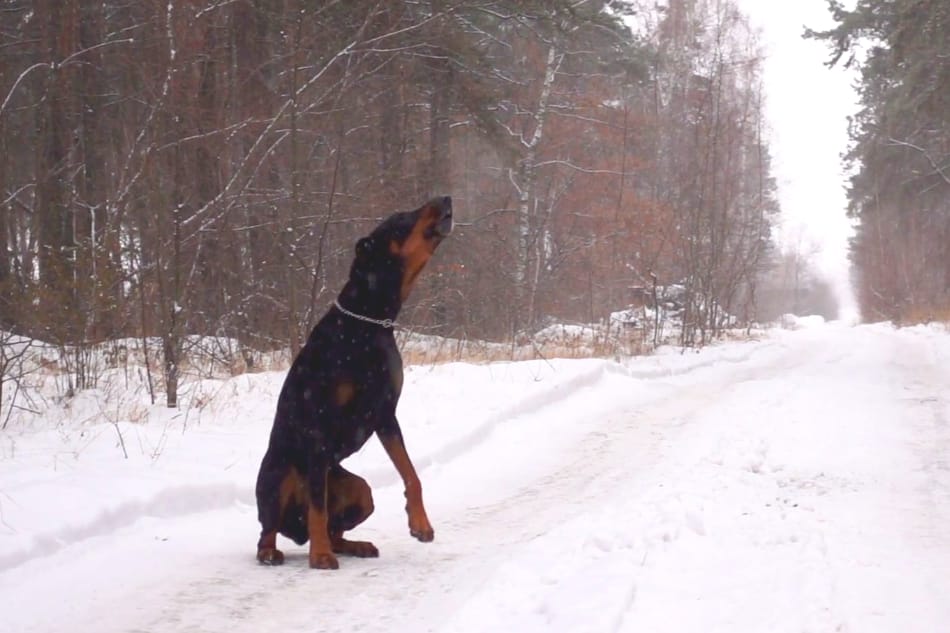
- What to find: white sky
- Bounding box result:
[735,0,861,320]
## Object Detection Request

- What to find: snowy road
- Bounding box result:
[2,321,949,632]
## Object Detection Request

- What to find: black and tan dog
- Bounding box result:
[255,196,453,569]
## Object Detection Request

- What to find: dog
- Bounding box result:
[255,196,453,569]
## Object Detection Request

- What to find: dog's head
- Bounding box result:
[350,196,453,303]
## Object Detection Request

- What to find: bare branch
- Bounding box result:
[884,137,950,186]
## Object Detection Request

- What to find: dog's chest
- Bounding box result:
[383,337,404,397]
[325,335,402,460]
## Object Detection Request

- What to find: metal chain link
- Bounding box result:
[333,299,395,328]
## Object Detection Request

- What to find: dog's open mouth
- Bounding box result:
[430,196,453,239]
[434,210,453,238]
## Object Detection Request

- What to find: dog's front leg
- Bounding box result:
[378,424,434,542]
[306,462,339,569]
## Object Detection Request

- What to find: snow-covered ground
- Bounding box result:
[1,320,949,632]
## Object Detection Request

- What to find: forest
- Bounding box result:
[1,0,782,405]
[809,0,950,323]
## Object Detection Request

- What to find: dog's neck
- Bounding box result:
[335,280,401,325]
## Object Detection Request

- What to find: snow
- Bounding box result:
[2,321,949,632]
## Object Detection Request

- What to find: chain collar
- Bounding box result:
[333,299,395,329]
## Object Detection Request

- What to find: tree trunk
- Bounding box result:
[34,0,80,342]
[511,45,560,333]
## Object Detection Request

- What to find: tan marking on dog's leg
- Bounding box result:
[307,488,338,569]
[327,467,377,557]
[258,468,303,565]
[379,434,434,542]
[279,467,303,508]
[257,530,284,565]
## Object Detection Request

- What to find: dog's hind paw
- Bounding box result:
[333,538,380,558]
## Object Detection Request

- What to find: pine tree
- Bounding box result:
[808,0,950,321]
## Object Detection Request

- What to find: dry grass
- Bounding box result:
[898,305,950,326]
[397,325,652,366]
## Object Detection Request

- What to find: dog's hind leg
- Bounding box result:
[255,451,292,565]
[327,465,378,558]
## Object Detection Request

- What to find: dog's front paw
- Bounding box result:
[257,547,285,565]
[409,518,434,542]
[309,551,340,570]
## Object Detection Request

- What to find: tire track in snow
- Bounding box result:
[364,337,785,489]
[122,339,805,633]
[0,338,784,575]
[887,327,950,613]
[17,324,949,632]
[0,363,610,573]
[0,482,250,573]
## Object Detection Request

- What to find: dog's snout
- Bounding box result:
[436,195,452,216]
[432,195,453,236]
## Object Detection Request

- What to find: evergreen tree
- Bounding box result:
[808,0,950,321]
